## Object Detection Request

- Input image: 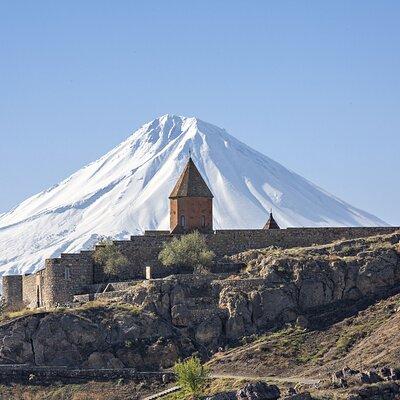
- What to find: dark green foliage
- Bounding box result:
[93,240,129,278]
[158,231,215,269]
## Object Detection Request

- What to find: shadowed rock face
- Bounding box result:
[0,233,398,370]
[0,308,195,369]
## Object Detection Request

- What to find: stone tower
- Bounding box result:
[263,212,280,229]
[169,157,213,234]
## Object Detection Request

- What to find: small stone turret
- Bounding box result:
[169,157,213,233]
[263,212,280,230]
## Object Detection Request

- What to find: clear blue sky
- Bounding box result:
[1,1,399,225]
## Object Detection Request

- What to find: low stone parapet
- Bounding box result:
[0,364,175,384]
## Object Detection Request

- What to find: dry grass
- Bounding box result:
[0,308,44,323]
[160,378,248,399]
[0,380,163,400]
[70,298,140,314]
[208,292,400,379]
[232,231,400,275]
[0,298,141,324]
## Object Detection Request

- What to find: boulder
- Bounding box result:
[236,381,280,400]
[204,393,236,400]
[380,366,392,379]
[296,315,309,329]
[342,367,360,378]
[281,393,312,400]
[365,370,383,383]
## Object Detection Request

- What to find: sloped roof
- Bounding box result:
[263,212,280,229]
[169,157,213,199]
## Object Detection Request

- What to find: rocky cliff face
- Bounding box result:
[0,232,398,370]
[124,232,400,343]
[0,305,194,369]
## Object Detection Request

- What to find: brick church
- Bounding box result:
[169,156,279,233]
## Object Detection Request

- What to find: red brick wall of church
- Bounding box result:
[170,197,213,233]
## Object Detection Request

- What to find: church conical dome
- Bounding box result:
[263,212,280,229]
[169,157,213,199]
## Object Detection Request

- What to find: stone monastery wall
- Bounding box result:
[2,275,23,311]
[205,227,398,257]
[3,226,398,309]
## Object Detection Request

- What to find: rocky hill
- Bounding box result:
[0,231,399,399]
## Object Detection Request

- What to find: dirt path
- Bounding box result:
[210,372,320,385]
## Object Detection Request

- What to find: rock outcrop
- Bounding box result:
[0,232,398,369]
[0,307,194,369]
[123,232,400,343]
[236,381,280,399]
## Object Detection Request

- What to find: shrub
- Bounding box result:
[174,356,209,398]
[158,231,215,269]
[93,240,128,278]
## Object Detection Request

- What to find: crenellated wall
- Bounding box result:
[4,226,399,308]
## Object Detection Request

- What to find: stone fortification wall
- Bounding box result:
[2,275,23,311]
[22,272,44,308]
[92,235,171,283]
[6,226,399,308]
[107,227,399,281]
[41,252,94,306]
[207,227,399,258]
[0,364,174,385]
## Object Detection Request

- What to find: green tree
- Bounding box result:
[174,356,209,398]
[158,231,215,269]
[92,240,128,278]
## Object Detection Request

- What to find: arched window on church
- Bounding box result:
[180,215,186,227]
[201,215,206,228]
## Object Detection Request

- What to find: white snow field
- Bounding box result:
[0,114,387,276]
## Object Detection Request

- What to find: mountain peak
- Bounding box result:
[0,115,387,276]
[149,114,216,133]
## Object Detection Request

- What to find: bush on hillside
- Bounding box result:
[92,240,128,278]
[174,356,209,398]
[158,231,215,269]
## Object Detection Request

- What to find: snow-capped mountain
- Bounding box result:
[0,114,387,276]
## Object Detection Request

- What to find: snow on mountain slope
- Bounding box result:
[0,114,387,276]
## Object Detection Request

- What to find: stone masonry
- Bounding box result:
[3,226,399,309]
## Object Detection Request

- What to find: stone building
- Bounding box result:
[2,157,399,309]
[263,212,280,230]
[169,157,213,234]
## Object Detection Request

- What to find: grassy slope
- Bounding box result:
[207,232,400,381]
[207,292,400,380]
